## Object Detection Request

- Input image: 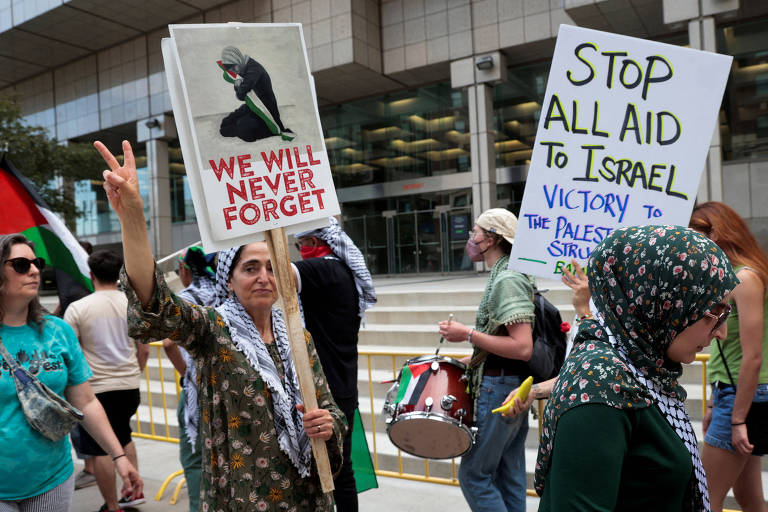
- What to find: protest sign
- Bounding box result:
[163,23,340,492]
[509,25,732,278]
[162,23,339,252]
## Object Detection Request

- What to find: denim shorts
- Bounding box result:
[704,382,768,452]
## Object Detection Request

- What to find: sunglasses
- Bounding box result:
[704,303,731,332]
[5,257,46,274]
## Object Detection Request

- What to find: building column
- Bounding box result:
[146,139,172,257]
[469,83,497,223]
[689,16,723,202]
[138,115,177,258]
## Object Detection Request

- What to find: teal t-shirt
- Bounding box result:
[0,315,92,500]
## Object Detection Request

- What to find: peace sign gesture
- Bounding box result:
[93,140,143,220]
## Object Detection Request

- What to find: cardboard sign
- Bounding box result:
[509,25,732,278]
[162,24,339,252]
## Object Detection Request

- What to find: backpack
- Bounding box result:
[527,289,568,383]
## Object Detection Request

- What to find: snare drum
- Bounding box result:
[383,355,475,459]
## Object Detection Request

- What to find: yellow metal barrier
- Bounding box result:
[132,344,735,509]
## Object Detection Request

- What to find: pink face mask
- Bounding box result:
[465,238,486,262]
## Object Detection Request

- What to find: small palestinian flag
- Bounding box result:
[394,361,432,406]
[0,156,92,302]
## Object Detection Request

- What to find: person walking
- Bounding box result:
[0,233,142,512]
[95,139,345,511]
[438,208,534,512]
[64,250,148,512]
[292,218,377,511]
[535,225,737,512]
[690,201,768,512]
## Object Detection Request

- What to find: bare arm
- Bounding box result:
[136,341,149,372]
[730,269,765,455]
[94,141,155,307]
[501,377,557,418]
[438,320,533,360]
[162,338,187,375]
[66,381,143,498]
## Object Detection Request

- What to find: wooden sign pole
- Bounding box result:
[264,227,335,494]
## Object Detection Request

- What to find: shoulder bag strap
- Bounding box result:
[0,336,21,372]
[715,338,737,387]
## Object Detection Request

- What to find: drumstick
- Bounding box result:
[436,314,455,355]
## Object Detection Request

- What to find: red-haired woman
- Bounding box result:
[690,201,768,512]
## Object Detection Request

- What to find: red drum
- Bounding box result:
[383,355,475,459]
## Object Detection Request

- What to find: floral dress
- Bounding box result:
[121,268,345,512]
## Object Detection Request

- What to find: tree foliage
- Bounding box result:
[0,97,104,227]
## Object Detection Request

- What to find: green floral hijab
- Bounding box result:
[535,225,738,512]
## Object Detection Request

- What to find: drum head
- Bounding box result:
[388,413,473,459]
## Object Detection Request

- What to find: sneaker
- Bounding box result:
[117,494,145,507]
[75,470,97,490]
[98,506,124,512]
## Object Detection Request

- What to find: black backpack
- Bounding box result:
[527,289,568,383]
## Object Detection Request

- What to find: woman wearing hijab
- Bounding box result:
[94,140,345,511]
[535,225,737,512]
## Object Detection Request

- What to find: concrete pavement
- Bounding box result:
[70,437,540,511]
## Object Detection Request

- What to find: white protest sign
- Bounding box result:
[509,25,732,278]
[163,23,339,252]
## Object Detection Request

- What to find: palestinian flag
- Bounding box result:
[0,156,92,302]
[394,361,432,406]
[350,409,378,493]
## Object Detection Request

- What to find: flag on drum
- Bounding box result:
[395,362,432,405]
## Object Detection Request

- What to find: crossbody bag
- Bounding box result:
[0,335,83,442]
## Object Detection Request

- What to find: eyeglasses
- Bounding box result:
[704,303,731,332]
[5,257,46,274]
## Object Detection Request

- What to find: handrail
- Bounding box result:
[133,344,734,509]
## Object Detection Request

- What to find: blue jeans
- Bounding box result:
[459,374,529,512]
[705,382,768,452]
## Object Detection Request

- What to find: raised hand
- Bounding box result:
[93,140,143,220]
[561,259,591,317]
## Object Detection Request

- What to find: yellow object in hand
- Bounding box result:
[492,376,533,414]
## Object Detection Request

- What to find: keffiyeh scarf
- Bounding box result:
[213,247,312,477]
[535,225,739,512]
[176,275,218,450]
[296,218,376,318]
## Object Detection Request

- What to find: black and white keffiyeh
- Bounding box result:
[176,275,218,450]
[598,315,710,511]
[213,247,312,477]
[296,217,377,318]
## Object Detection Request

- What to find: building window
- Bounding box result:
[493,62,551,169]
[718,19,768,160]
[169,144,196,223]
[75,144,149,236]
[320,83,470,189]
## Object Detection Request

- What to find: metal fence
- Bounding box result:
[133,344,732,507]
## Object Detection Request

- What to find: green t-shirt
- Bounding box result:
[539,404,692,511]
[707,268,768,385]
[0,316,92,500]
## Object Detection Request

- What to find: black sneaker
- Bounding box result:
[98,505,124,512]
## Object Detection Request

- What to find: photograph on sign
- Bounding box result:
[509,24,732,278]
[164,23,340,251]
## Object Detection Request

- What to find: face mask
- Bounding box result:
[465,239,487,262]
[300,245,333,260]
